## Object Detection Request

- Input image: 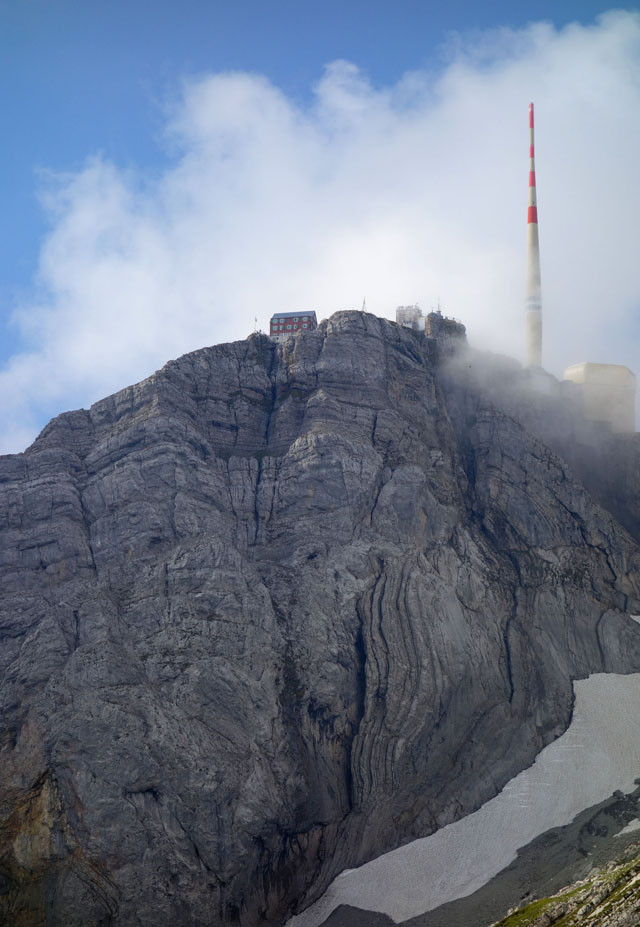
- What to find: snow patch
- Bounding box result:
[615,818,640,837]
[288,673,640,926]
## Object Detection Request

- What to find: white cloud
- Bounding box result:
[2,10,640,453]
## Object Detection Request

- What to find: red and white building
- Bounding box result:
[269,311,317,343]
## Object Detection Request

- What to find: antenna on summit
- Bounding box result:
[525,102,543,367]
[362,297,367,312]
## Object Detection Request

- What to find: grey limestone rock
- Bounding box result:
[1,310,639,925]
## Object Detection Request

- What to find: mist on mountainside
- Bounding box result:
[1,12,640,454]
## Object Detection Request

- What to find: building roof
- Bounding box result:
[271,311,317,320]
[563,362,636,384]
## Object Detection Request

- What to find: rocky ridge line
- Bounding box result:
[492,841,640,927]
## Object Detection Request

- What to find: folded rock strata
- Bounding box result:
[0,310,639,925]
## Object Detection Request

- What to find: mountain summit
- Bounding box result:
[1,311,639,926]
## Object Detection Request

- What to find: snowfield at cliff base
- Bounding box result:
[289,670,640,926]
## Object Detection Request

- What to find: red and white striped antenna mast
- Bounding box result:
[525,102,542,367]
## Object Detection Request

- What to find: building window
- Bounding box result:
[293,317,298,321]
[286,324,292,329]
[302,323,308,328]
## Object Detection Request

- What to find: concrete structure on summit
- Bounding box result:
[396,305,425,331]
[395,306,466,352]
[563,363,636,434]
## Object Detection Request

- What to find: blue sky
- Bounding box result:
[1,1,638,451]
[0,0,618,294]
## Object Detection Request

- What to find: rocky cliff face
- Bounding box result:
[491,838,640,927]
[1,311,639,926]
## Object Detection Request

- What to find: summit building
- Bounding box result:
[270,311,317,343]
